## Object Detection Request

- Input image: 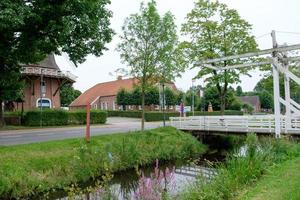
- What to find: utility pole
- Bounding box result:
[162,83,166,127]
[192,79,195,116]
[271,30,281,138]
[40,69,44,127]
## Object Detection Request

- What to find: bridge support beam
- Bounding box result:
[272,61,281,138]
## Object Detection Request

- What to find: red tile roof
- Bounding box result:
[70,78,177,107]
[70,78,139,107]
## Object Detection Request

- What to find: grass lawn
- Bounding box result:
[0,126,206,199]
[238,156,300,200]
[179,135,300,200]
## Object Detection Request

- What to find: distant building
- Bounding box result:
[13,54,76,111]
[239,96,261,112]
[69,76,177,111]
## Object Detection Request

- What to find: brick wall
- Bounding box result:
[15,76,61,110]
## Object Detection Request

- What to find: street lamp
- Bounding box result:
[161,82,166,127]
[192,79,195,116]
[40,69,45,127]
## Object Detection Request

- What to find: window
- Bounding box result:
[93,104,97,109]
[36,98,51,108]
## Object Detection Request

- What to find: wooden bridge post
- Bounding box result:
[271,30,281,138]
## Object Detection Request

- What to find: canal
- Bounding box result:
[41,135,244,200]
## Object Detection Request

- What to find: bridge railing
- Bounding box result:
[170,115,300,134]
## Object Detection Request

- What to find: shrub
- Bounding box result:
[23,109,107,126]
[107,110,142,118]
[186,110,243,116]
[144,112,180,122]
[24,109,69,126]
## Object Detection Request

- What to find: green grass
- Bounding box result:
[238,156,300,200]
[180,135,300,200]
[0,127,206,199]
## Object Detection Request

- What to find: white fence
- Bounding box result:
[170,115,300,135]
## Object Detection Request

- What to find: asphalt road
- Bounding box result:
[0,117,164,146]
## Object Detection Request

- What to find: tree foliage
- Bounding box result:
[181,0,257,113]
[116,86,178,109]
[258,90,273,110]
[236,86,243,96]
[0,0,114,125]
[60,84,81,107]
[118,1,181,130]
[201,85,239,111]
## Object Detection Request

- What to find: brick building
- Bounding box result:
[69,77,177,111]
[13,54,76,111]
[239,96,261,112]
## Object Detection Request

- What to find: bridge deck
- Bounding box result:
[170,115,300,135]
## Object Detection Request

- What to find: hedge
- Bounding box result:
[107,110,142,118]
[23,109,107,126]
[145,112,180,122]
[186,110,243,116]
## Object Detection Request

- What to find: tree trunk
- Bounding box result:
[220,95,225,115]
[162,83,166,127]
[0,99,4,127]
[141,88,145,131]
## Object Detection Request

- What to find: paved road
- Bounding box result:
[0,117,164,146]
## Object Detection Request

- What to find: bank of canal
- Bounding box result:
[47,135,242,200]
[0,127,206,199]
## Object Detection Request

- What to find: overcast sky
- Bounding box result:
[55,0,300,93]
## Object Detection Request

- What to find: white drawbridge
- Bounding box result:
[171,31,300,137]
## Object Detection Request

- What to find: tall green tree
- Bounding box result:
[236,86,243,96]
[116,88,129,110]
[118,1,181,130]
[164,87,177,107]
[60,84,81,107]
[258,90,273,110]
[0,0,114,126]
[145,87,159,106]
[0,0,113,65]
[201,85,236,111]
[181,0,257,114]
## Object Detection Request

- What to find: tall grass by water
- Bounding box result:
[0,127,206,199]
[180,134,300,200]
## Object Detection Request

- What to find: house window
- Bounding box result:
[93,104,97,109]
[36,98,51,108]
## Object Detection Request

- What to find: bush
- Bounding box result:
[107,110,180,121]
[24,109,69,126]
[144,112,180,122]
[23,109,107,126]
[107,110,142,118]
[186,110,243,116]
[69,110,107,124]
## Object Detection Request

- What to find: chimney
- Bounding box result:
[117,75,122,80]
